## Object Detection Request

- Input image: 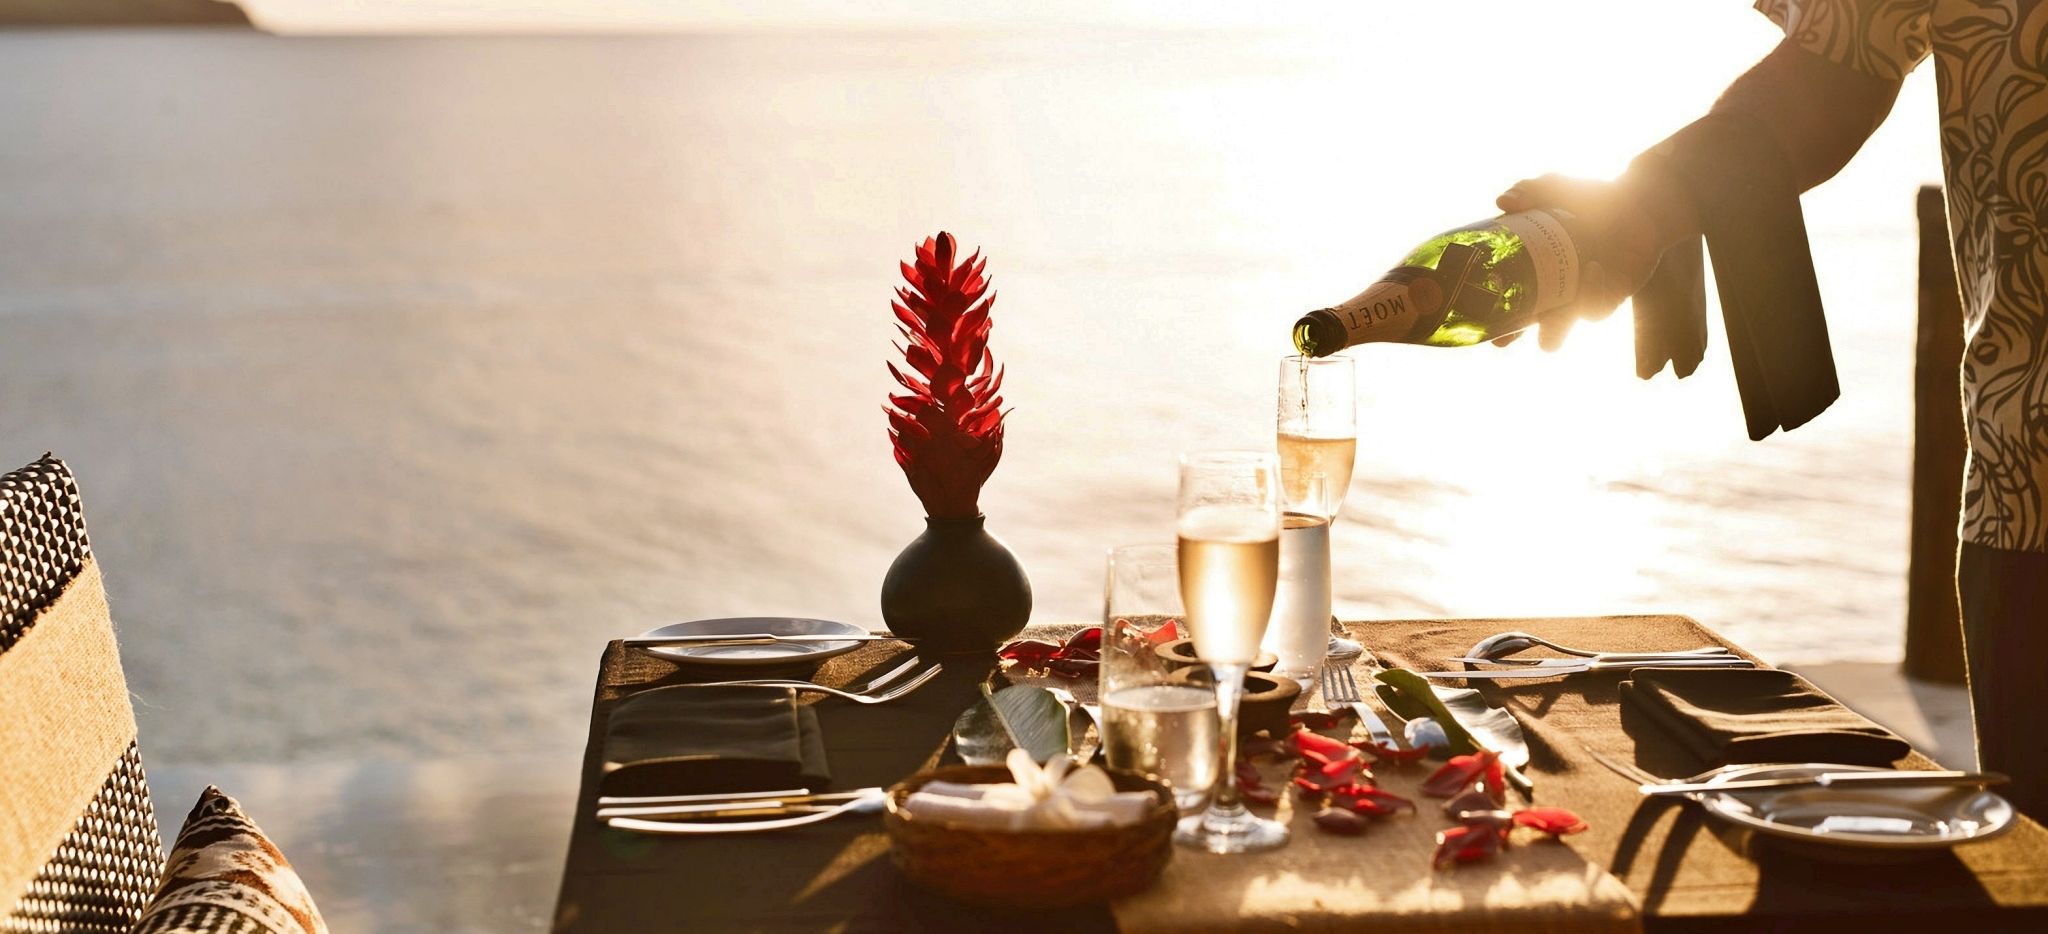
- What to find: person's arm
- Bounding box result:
[1496,39,1906,349]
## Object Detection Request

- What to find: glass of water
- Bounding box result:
[1263,472,1331,686]
[1101,543,1217,813]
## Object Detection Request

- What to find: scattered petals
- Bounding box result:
[998,627,1106,678]
[1237,759,1279,804]
[1355,741,1433,765]
[1441,788,1498,819]
[1291,728,1357,766]
[1421,750,1501,801]
[1330,784,1415,816]
[1433,823,1503,869]
[1512,807,1589,837]
[996,639,1059,667]
[1061,627,1103,655]
[1292,757,1367,795]
[1315,807,1369,835]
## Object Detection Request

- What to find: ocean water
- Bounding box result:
[0,24,1944,767]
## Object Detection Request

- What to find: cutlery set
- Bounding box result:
[1407,630,1756,679]
[606,627,2005,837]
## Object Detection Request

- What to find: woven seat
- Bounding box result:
[0,455,165,933]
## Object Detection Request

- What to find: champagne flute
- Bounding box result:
[1277,354,1361,658]
[1172,451,1288,854]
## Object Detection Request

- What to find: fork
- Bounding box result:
[677,657,943,704]
[1587,749,1747,795]
[1319,663,1397,748]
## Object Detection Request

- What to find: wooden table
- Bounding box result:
[550,616,2048,933]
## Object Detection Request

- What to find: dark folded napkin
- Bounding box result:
[601,685,831,796]
[1619,668,1911,768]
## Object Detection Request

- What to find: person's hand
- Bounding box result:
[1493,175,1670,351]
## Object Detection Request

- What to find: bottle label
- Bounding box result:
[1327,266,1444,345]
[1497,209,1580,313]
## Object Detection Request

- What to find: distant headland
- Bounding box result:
[0,0,252,26]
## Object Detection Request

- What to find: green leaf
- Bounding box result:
[951,684,1071,766]
[1375,668,1535,797]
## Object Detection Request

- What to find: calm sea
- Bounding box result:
[0,25,1945,766]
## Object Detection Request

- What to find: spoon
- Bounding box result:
[1466,631,1731,663]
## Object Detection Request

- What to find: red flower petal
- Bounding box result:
[1511,807,1589,837]
[1440,788,1498,820]
[1432,824,1503,870]
[1145,619,1184,645]
[1314,807,1369,835]
[1292,728,1357,766]
[996,640,1060,667]
[1421,750,1499,799]
[1354,741,1432,765]
[1331,784,1415,816]
[1291,757,1367,795]
[1044,656,1096,678]
[1237,759,1279,804]
[1061,627,1103,654]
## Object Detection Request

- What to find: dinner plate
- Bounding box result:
[1697,763,2016,858]
[633,617,868,668]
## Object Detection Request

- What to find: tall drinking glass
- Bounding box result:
[1173,451,1287,853]
[1263,473,1331,685]
[1102,544,1217,813]
[1276,355,1360,658]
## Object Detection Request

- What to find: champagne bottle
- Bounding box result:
[1292,209,1583,356]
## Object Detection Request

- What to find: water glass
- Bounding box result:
[1101,543,1216,813]
[1263,473,1331,686]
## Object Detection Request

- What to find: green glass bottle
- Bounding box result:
[1292,209,1583,356]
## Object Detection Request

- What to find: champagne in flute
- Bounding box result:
[1274,354,1358,661]
[1173,451,1287,855]
[1276,431,1356,516]
[1176,505,1281,664]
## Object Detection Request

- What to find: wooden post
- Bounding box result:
[1906,185,1967,684]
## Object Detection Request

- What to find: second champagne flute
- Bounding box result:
[1277,354,1360,660]
[1173,451,1288,854]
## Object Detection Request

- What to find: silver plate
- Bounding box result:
[1699,764,2016,857]
[632,617,867,667]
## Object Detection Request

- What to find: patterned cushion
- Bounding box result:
[130,789,325,934]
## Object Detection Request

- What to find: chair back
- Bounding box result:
[0,455,165,933]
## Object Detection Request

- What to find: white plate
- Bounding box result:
[1698,764,2016,857]
[633,617,868,668]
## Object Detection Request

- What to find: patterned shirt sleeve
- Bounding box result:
[1754,0,1933,81]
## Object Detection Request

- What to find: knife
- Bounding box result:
[1640,770,2008,797]
[1414,657,1757,679]
[626,633,907,647]
[1448,654,1743,667]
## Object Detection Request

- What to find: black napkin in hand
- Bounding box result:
[1619,668,1911,768]
[601,685,831,796]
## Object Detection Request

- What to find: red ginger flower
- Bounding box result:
[886,232,1007,518]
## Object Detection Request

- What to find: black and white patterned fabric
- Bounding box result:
[1757,1,2048,550]
[2,745,164,934]
[130,788,325,934]
[0,455,165,933]
[0,454,91,653]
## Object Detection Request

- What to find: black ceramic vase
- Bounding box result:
[880,515,1032,654]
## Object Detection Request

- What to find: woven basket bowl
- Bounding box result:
[883,764,1178,907]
